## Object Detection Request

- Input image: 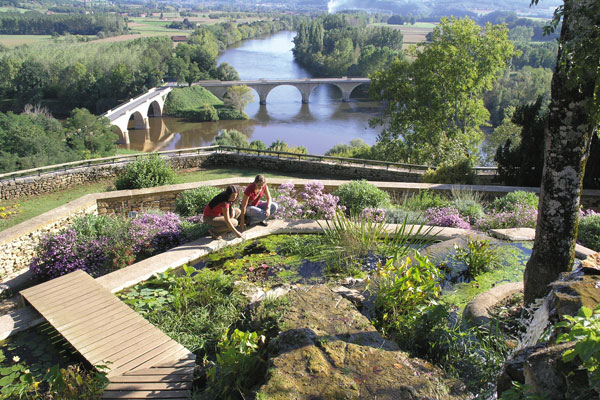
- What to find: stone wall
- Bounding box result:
[0,199,97,278]
[0,153,213,201]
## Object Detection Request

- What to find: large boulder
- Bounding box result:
[257,285,468,400]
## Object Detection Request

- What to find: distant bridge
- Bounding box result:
[195,77,371,104]
[103,77,370,144]
[103,86,173,145]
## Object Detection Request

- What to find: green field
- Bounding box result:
[0,34,53,47]
[0,6,29,12]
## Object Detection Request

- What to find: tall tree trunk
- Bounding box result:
[523,0,599,305]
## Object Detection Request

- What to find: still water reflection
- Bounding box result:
[124,31,382,154]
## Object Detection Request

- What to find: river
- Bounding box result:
[124,31,382,154]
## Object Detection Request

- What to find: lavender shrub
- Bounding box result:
[475,205,538,230]
[299,181,341,220]
[361,207,386,223]
[129,212,185,259]
[424,207,471,229]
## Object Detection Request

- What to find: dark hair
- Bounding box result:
[254,174,266,184]
[208,185,238,209]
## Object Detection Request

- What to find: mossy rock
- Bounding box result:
[257,285,468,399]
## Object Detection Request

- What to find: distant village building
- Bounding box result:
[171,35,187,43]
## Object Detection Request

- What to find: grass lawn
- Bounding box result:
[0,168,307,232]
[0,34,53,48]
[0,6,29,12]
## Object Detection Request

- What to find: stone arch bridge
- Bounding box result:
[196,77,370,105]
[103,86,173,144]
[103,78,370,144]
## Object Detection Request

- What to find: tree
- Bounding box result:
[213,129,249,148]
[524,0,600,304]
[223,85,254,112]
[369,17,514,165]
[64,108,118,158]
[216,62,240,81]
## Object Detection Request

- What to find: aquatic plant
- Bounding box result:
[454,237,500,278]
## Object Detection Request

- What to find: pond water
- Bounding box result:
[122,31,383,155]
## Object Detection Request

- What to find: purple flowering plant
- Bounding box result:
[424,207,471,229]
[273,181,342,220]
[361,207,386,223]
[30,212,187,281]
[475,205,538,230]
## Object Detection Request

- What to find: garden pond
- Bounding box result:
[1,232,539,398]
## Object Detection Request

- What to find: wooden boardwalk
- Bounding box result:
[20,270,195,399]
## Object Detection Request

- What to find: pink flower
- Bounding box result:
[249,266,255,272]
[261,264,268,269]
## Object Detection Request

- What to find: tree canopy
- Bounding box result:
[369,17,514,165]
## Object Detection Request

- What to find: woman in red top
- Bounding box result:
[240,175,278,230]
[203,185,243,240]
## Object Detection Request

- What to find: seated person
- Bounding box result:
[203,185,243,239]
[240,175,278,230]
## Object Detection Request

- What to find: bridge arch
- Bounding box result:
[262,84,303,105]
[128,111,149,130]
[147,100,162,117]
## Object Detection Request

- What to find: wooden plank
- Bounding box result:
[88,327,170,366]
[107,375,189,383]
[104,382,191,391]
[124,367,194,376]
[29,283,112,312]
[21,270,88,298]
[128,342,188,373]
[76,318,152,353]
[109,341,183,377]
[44,296,121,326]
[104,334,175,373]
[55,304,133,338]
[101,389,190,399]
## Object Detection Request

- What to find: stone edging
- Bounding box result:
[0,219,470,340]
[463,281,524,326]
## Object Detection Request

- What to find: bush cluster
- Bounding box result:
[273,181,341,220]
[491,191,539,212]
[422,159,476,184]
[175,186,222,217]
[578,210,600,251]
[333,180,391,215]
[424,207,471,229]
[115,154,177,190]
[30,212,192,281]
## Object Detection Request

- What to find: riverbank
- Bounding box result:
[163,86,248,121]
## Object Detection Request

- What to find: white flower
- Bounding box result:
[12,356,20,363]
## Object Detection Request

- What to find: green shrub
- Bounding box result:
[384,208,427,225]
[115,154,176,190]
[451,187,485,223]
[206,329,265,400]
[578,214,600,251]
[399,190,450,211]
[422,159,476,184]
[333,180,391,214]
[491,191,539,212]
[249,140,267,150]
[374,251,442,339]
[212,129,250,147]
[192,105,219,121]
[175,186,221,216]
[215,106,249,120]
[556,304,600,389]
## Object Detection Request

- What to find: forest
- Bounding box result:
[0,12,127,35]
[292,13,402,76]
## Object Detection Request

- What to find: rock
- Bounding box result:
[234,281,265,303]
[330,285,365,308]
[581,253,600,274]
[264,283,293,299]
[497,345,544,396]
[257,285,468,400]
[463,282,523,326]
[550,274,600,318]
[523,342,592,400]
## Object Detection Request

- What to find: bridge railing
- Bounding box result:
[0,145,498,182]
[102,86,172,119]
[215,146,434,172]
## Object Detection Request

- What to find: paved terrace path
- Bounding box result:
[20,270,195,399]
